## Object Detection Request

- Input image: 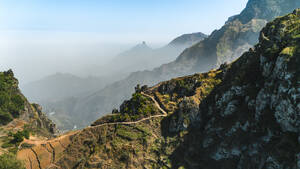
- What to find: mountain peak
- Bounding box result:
[236,0,300,23]
[169,32,208,47]
[132,41,150,50]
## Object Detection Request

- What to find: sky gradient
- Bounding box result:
[0,0,248,42]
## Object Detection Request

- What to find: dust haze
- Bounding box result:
[0,30,168,85]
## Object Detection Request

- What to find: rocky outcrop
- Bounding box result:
[169,9,300,168]
[31,104,57,134]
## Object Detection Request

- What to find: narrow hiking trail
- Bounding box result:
[18,92,168,169]
[142,92,168,115]
[86,92,167,129]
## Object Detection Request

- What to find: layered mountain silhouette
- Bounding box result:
[93,32,208,76]
[59,0,300,130]
[22,32,207,130]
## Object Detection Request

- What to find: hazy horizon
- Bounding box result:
[0,0,248,84]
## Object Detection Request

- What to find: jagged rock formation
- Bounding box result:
[24,9,299,169]
[65,0,300,130]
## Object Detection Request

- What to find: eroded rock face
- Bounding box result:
[170,9,300,169]
[31,104,57,134]
[168,98,200,133]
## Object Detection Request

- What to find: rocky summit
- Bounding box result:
[15,9,300,169]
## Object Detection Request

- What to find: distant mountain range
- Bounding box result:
[22,32,207,130]
[22,73,112,102]
[91,32,208,76]
[59,0,300,130]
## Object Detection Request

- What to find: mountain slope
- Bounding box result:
[0,70,56,168]
[69,0,300,129]
[174,0,300,70]
[19,9,300,168]
[0,70,56,137]
[169,9,300,168]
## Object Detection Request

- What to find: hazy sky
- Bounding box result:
[0,0,248,39]
[0,0,248,84]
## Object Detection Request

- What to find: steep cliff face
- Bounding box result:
[169,9,300,168]
[25,9,299,169]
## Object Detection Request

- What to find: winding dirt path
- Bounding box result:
[142,92,167,115]
[86,92,167,129]
[18,92,168,169]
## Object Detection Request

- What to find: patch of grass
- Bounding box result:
[116,128,142,141]
[111,137,126,149]
[280,46,296,56]
[135,125,151,136]
[0,153,25,169]
[1,142,13,149]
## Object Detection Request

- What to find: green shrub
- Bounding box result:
[11,130,30,144]
[0,153,25,169]
[1,142,13,148]
[0,92,9,107]
[0,70,25,125]
[11,95,24,111]
[117,128,142,141]
[0,109,13,125]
